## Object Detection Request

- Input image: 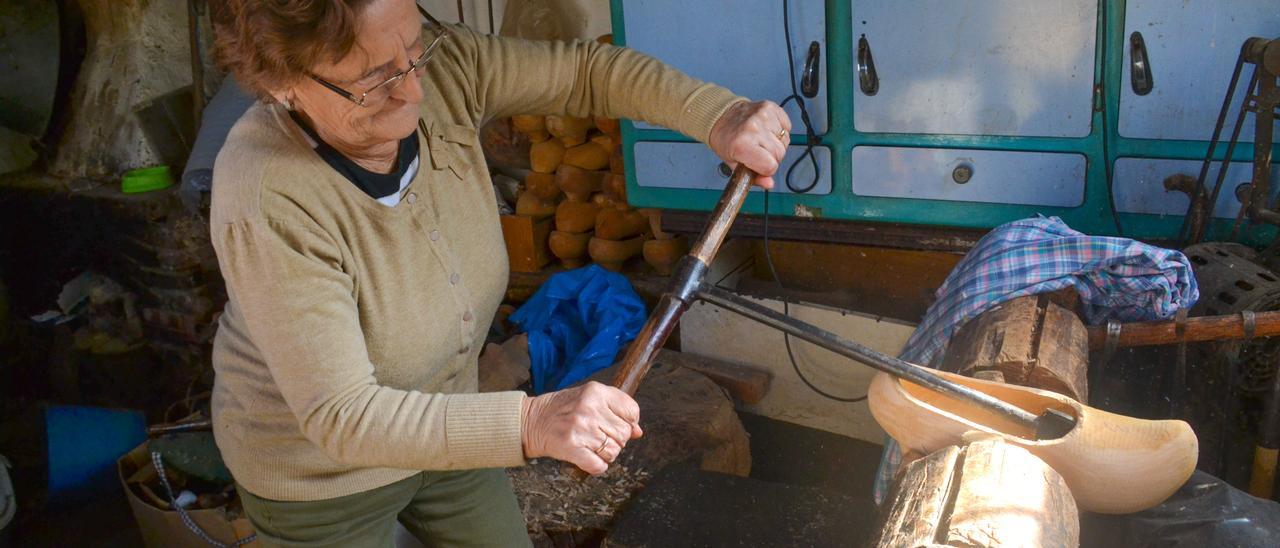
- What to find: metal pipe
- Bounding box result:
[1181,43,1248,245]
[696,285,1051,434]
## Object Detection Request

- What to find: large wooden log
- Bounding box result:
[870,437,1079,547]
[941,294,1089,402]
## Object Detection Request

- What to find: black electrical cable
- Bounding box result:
[761,0,864,402]
[763,190,867,402]
[779,0,821,194]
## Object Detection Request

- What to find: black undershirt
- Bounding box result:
[291,112,420,200]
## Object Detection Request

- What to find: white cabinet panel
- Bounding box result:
[622,0,828,134]
[633,141,832,195]
[1119,0,1280,141]
[851,146,1086,207]
[1112,158,1280,217]
[852,0,1097,137]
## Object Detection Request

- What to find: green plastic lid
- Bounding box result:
[121,165,174,194]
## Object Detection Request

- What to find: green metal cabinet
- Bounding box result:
[612,0,1280,241]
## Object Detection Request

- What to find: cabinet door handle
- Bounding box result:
[801,41,821,99]
[857,34,879,96]
[1129,31,1153,96]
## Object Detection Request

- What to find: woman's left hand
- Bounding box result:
[708,100,793,190]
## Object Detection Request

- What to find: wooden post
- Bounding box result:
[869,437,1079,547]
[941,293,1089,402]
[872,292,1090,547]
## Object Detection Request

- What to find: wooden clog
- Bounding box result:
[511,115,549,143]
[555,165,604,202]
[525,172,560,201]
[546,115,593,147]
[601,173,627,204]
[641,208,671,240]
[588,235,645,272]
[530,139,565,173]
[515,191,557,218]
[563,142,610,171]
[596,116,620,136]
[643,234,688,275]
[595,208,649,240]
[867,369,1198,514]
[555,199,601,234]
[512,114,545,133]
[592,192,623,210]
[590,133,616,156]
[549,230,592,268]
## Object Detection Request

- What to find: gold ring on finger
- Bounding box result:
[776,129,788,142]
[594,438,610,455]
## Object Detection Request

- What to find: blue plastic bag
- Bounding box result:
[509,265,647,394]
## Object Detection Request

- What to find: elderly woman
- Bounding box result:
[209,0,789,545]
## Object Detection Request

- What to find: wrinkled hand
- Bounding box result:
[708,100,793,190]
[520,381,644,475]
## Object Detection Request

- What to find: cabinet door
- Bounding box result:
[1119,0,1280,142]
[852,0,1097,138]
[621,0,829,134]
[851,147,1086,207]
[1112,158,1280,218]
[633,141,832,195]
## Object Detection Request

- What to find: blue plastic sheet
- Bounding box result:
[510,265,647,394]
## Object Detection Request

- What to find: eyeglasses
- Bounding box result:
[308,5,450,108]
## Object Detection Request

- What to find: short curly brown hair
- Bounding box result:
[213,0,378,99]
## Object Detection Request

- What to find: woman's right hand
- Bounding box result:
[520,381,644,475]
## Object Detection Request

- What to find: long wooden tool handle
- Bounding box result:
[564,166,755,479]
[1087,310,1280,350]
[610,165,756,395]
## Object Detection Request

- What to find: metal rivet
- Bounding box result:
[952,164,974,185]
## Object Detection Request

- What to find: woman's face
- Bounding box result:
[287,0,425,149]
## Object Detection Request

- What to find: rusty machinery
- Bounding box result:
[1176,37,1280,246]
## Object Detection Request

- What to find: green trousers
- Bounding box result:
[237,469,531,547]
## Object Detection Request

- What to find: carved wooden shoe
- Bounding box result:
[588,235,645,272]
[595,208,650,240]
[555,200,601,234]
[602,173,628,205]
[515,191,557,218]
[868,369,1198,514]
[525,172,561,201]
[555,165,604,202]
[643,235,688,275]
[549,230,592,268]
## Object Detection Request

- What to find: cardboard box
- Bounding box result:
[117,443,258,548]
[500,214,553,273]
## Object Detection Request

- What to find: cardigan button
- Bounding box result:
[458,345,470,354]
[406,192,418,204]
[463,311,473,322]
[429,229,440,241]
[450,272,460,285]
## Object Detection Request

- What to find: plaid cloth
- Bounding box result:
[873,216,1199,502]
